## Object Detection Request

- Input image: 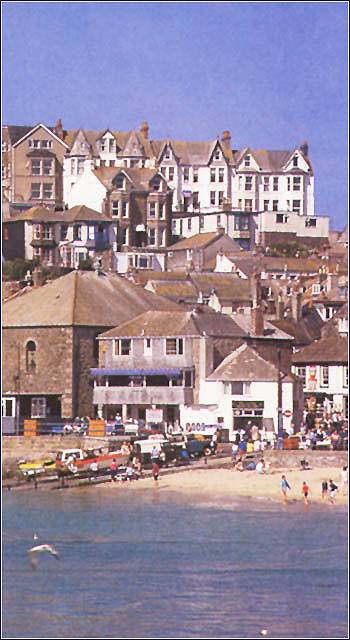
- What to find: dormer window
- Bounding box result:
[115,174,125,189]
[152,177,161,192]
[164,147,171,160]
[244,155,251,167]
[293,155,298,167]
[26,341,37,373]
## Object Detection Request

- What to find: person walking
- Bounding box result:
[328,479,338,504]
[321,480,328,499]
[152,460,160,482]
[110,459,117,482]
[302,481,310,505]
[280,475,291,503]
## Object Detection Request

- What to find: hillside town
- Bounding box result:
[2,120,348,455]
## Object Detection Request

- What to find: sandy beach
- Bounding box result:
[103,465,348,506]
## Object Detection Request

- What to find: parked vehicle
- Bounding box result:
[186,436,213,458]
[55,447,128,474]
[18,458,56,477]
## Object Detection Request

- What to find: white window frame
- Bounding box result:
[148,202,156,218]
[263,177,269,191]
[113,338,132,356]
[148,228,156,246]
[320,365,329,388]
[245,176,253,191]
[31,159,41,175]
[31,397,46,418]
[273,177,279,191]
[343,366,348,388]
[144,338,152,356]
[165,337,184,355]
[31,183,41,199]
[244,155,251,167]
[43,183,53,199]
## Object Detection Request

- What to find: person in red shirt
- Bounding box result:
[302,481,310,505]
[110,459,117,482]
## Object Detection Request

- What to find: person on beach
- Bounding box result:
[302,481,310,505]
[280,475,291,503]
[152,461,160,481]
[328,479,338,503]
[321,480,328,499]
[340,466,348,493]
[256,459,265,475]
[110,459,117,482]
[231,441,239,463]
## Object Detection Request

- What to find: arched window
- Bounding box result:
[26,341,37,373]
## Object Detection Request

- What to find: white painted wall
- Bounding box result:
[67,166,107,211]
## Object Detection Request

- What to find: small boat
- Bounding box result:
[18,459,56,477]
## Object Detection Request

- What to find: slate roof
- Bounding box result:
[190,273,251,302]
[168,232,241,252]
[208,343,280,381]
[3,270,179,328]
[292,335,348,365]
[4,205,111,224]
[94,166,164,191]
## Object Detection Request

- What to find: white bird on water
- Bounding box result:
[27,544,59,568]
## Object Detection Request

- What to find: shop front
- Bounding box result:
[232,400,264,432]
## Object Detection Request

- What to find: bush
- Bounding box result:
[2,258,39,281]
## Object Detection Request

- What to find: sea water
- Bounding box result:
[2,486,348,639]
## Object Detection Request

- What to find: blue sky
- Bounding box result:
[2,2,348,228]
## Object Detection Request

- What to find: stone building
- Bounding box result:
[2,269,178,425]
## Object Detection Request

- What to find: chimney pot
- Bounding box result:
[221,130,231,149]
[54,118,64,139]
[140,121,149,139]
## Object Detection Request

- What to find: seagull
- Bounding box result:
[33,533,38,540]
[27,544,59,568]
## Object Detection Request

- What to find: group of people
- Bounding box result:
[280,466,348,505]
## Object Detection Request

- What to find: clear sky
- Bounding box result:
[2,1,348,228]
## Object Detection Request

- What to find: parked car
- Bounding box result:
[186,436,213,458]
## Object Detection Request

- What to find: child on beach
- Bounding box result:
[328,479,338,504]
[302,481,310,505]
[280,475,291,503]
[152,461,160,482]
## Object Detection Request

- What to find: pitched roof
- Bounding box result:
[292,335,348,364]
[99,306,246,339]
[232,314,294,340]
[270,318,316,346]
[208,344,280,381]
[147,281,198,301]
[93,166,163,191]
[5,206,66,223]
[168,232,221,251]
[64,205,112,223]
[3,270,179,328]
[190,273,251,302]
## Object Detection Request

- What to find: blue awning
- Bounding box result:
[90,368,183,377]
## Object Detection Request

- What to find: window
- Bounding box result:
[43,159,53,175]
[41,140,52,149]
[263,177,269,191]
[238,176,243,190]
[60,225,68,241]
[218,168,224,183]
[273,177,279,191]
[26,341,37,373]
[152,178,161,192]
[214,149,221,160]
[287,177,291,191]
[218,191,224,206]
[164,147,171,160]
[199,215,204,229]
[114,339,131,356]
[193,192,199,209]
[31,397,46,418]
[43,247,52,263]
[43,183,53,199]
[183,167,190,182]
[210,191,216,206]
[193,168,198,183]
[272,200,279,211]
[88,225,95,240]
[343,366,348,388]
[121,201,128,217]
[115,174,125,189]
[210,168,216,183]
[28,139,40,148]
[149,202,156,218]
[312,283,321,295]
[112,201,119,217]
[148,228,156,245]
[184,370,193,387]
[168,167,174,181]
[263,200,269,211]
[230,382,251,395]
[292,200,301,214]
[238,199,242,210]
[159,203,165,219]
[244,199,252,212]
[121,227,128,245]
[166,338,184,355]
[74,225,82,241]
[33,224,41,240]
[42,224,52,240]
[179,220,183,235]
[234,215,249,231]
[320,365,329,388]
[305,218,316,227]
[245,176,252,191]
[276,214,285,224]
[217,215,221,226]
[296,367,306,384]
[31,183,41,199]
[244,155,251,167]
[293,177,301,191]
[31,160,41,175]
[293,155,298,167]
[144,338,152,355]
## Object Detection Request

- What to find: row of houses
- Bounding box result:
[2,120,331,249]
[2,267,348,437]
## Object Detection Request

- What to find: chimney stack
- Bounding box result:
[299,140,309,157]
[251,304,264,336]
[291,288,303,322]
[221,130,231,149]
[250,272,262,306]
[54,118,64,140]
[140,121,149,139]
[276,292,285,320]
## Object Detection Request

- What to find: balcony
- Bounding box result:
[93,385,194,406]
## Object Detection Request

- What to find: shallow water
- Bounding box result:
[2,486,348,638]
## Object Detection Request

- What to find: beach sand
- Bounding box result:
[103,465,348,506]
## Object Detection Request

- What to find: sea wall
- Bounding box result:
[259,449,348,469]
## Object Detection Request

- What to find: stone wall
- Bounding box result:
[2,435,108,470]
[262,449,348,469]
